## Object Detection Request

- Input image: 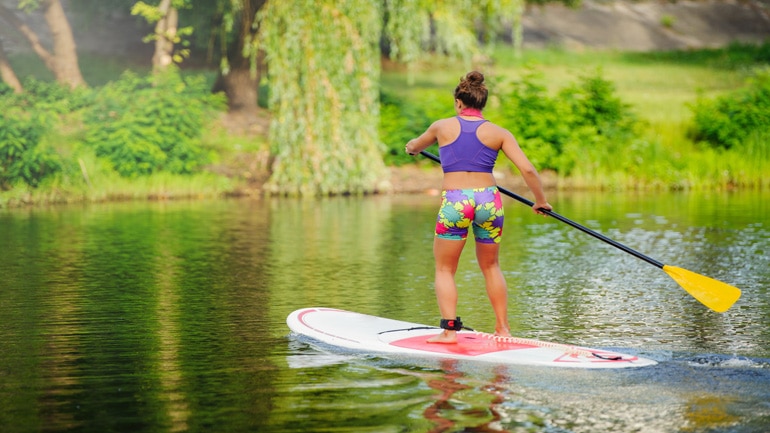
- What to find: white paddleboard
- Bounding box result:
[287,307,657,369]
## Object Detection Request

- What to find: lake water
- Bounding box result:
[1,190,769,433]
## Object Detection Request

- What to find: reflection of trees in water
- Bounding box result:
[422,360,506,433]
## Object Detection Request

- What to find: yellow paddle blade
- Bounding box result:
[663,265,742,313]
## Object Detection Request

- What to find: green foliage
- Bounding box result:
[495,69,641,175]
[624,41,770,70]
[383,0,527,81]
[0,78,79,190]
[690,69,770,150]
[83,69,226,177]
[257,0,564,193]
[379,90,434,166]
[381,69,642,177]
[0,77,93,115]
[660,14,675,29]
[131,0,194,65]
[17,0,42,13]
[495,70,567,170]
[257,0,387,195]
[0,111,61,190]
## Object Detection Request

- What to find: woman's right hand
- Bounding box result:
[533,201,552,216]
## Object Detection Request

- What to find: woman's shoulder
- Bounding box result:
[477,120,515,144]
[430,116,460,129]
[478,120,510,134]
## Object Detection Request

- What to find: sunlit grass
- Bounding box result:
[382,45,769,190]
[495,47,750,123]
[383,46,751,123]
[5,43,768,205]
[0,107,266,207]
[0,157,238,208]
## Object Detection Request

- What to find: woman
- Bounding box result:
[404,71,552,344]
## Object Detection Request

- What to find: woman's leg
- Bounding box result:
[428,237,466,343]
[475,242,511,337]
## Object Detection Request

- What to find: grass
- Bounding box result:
[3,43,769,206]
[381,44,770,190]
[383,46,753,123]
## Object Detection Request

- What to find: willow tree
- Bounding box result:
[256,0,386,195]
[255,0,524,195]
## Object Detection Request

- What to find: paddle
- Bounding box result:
[419,150,742,313]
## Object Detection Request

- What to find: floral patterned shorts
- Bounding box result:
[435,186,504,244]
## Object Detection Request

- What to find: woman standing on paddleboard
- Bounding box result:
[405,71,552,344]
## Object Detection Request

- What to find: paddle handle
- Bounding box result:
[419,150,665,269]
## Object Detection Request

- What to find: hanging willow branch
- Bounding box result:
[256,0,387,196]
[253,0,524,196]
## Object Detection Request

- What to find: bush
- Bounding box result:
[379,70,641,176]
[83,69,226,177]
[0,77,93,115]
[690,69,770,150]
[0,111,61,190]
[0,79,74,190]
[495,69,641,175]
[379,90,434,165]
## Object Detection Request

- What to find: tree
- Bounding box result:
[133,0,265,112]
[131,0,193,73]
[0,38,23,93]
[255,0,528,195]
[256,0,387,195]
[0,0,85,89]
[208,0,266,113]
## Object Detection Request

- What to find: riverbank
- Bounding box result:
[2,1,769,207]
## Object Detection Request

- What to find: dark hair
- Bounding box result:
[454,71,487,110]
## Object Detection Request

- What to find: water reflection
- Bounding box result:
[419,360,509,433]
[1,190,769,432]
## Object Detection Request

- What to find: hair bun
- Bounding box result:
[465,71,484,85]
[454,71,488,109]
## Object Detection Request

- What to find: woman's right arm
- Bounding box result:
[405,120,441,156]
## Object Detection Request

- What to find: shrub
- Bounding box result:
[83,69,226,177]
[0,111,61,190]
[690,69,770,150]
[379,90,434,165]
[495,69,641,175]
[379,70,641,176]
[0,77,93,115]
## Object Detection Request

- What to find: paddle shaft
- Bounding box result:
[420,150,666,269]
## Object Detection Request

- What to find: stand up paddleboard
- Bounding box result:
[287,307,657,369]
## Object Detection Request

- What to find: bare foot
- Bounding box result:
[494,328,511,338]
[427,330,457,344]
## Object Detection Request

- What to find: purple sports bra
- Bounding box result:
[439,117,498,173]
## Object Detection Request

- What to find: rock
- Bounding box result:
[522,0,770,52]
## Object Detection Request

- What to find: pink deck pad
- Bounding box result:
[389,333,538,356]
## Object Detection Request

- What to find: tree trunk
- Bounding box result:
[211,0,265,113]
[214,67,259,112]
[152,0,177,72]
[43,0,85,88]
[0,38,23,93]
[0,1,85,89]
[0,2,57,71]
